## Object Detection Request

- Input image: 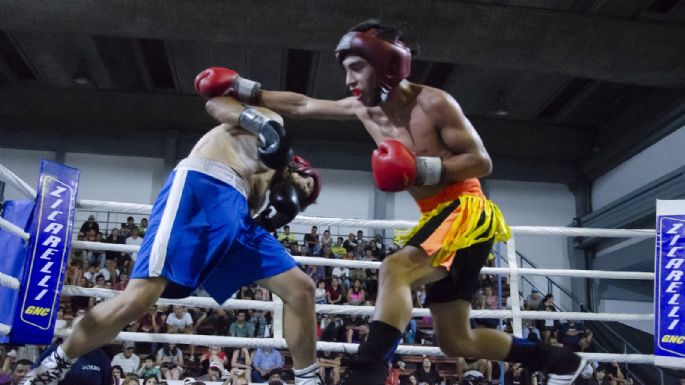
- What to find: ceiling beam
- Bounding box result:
[1,0,684,86]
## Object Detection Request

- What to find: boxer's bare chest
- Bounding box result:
[361,96,444,157]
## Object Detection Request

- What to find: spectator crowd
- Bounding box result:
[0,216,642,385]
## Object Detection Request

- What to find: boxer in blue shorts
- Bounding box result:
[24,75,323,385]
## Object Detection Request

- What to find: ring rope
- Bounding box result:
[0,163,36,199]
[69,241,655,280]
[59,286,653,322]
[50,328,656,364]
[0,216,30,241]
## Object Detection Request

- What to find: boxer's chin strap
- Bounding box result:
[415,156,442,186]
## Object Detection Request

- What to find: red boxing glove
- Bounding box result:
[372,139,443,192]
[194,67,261,103]
[372,140,417,192]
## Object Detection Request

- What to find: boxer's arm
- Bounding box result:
[259,90,358,120]
[427,92,492,182]
[206,96,284,127]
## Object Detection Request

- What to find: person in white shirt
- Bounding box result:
[125,227,144,262]
[110,342,140,375]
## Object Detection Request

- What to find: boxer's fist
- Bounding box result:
[194,67,261,104]
[239,108,293,170]
[372,140,416,192]
[372,140,443,191]
[254,183,301,232]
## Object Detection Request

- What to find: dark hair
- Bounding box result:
[348,19,404,42]
[112,364,124,374]
[14,359,33,369]
[127,216,134,221]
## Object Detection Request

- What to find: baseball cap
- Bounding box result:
[88,214,95,220]
[209,361,221,370]
[123,341,135,349]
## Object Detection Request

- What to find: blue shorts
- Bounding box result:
[130,158,297,303]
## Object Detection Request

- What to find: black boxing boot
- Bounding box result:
[337,321,401,385]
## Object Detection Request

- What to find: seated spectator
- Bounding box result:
[365,239,382,260]
[536,294,559,343]
[558,320,591,352]
[112,365,124,384]
[346,279,366,306]
[318,350,342,385]
[195,308,232,335]
[606,362,626,385]
[277,225,297,246]
[344,315,369,343]
[111,341,141,375]
[525,288,544,310]
[457,357,491,383]
[343,233,357,253]
[250,309,273,338]
[326,277,344,305]
[80,214,100,234]
[105,228,126,265]
[416,356,442,385]
[588,365,611,385]
[475,286,499,329]
[229,367,250,385]
[120,222,130,238]
[139,217,149,236]
[198,361,223,382]
[289,242,302,256]
[320,229,333,249]
[200,346,228,372]
[0,359,31,385]
[315,280,327,304]
[305,262,325,286]
[521,319,541,342]
[125,226,143,267]
[98,258,120,283]
[331,237,347,258]
[504,362,532,385]
[331,252,351,289]
[122,377,140,385]
[138,356,162,382]
[143,377,159,385]
[237,285,255,300]
[114,272,129,291]
[125,216,137,233]
[157,343,184,380]
[229,310,255,337]
[252,347,284,383]
[230,347,253,381]
[373,234,387,259]
[304,226,320,256]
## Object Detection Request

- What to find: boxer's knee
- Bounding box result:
[282,273,315,308]
[380,247,432,286]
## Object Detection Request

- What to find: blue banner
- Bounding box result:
[10,160,79,344]
[654,200,685,368]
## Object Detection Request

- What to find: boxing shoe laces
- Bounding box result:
[21,348,75,385]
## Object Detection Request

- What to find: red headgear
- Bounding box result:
[289,155,321,211]
[335,29,412,94]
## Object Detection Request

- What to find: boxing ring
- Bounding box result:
[0,162,664,383]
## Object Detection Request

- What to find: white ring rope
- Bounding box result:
[0,272,20,290]
[50,328,656,364]
[0,323,11,335]
[0,216,30,241]
[68,241,655,281]
[0,163,36,199]
[60,286,653,322]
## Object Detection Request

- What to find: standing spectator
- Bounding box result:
[125,216,136,233]
[111,342,140,375]
[156,343,184,380]
[229,310,255,337]
[125,227,143,266]
[331,237,347,258]
[230,347,253,381]
[303,226,320,256]
[79,214,99,235]
[365,240,382,260]
[119,223,130,238]
[250,309,273,338]
[194,308,232,336]
[166,305,196,359]
[252,347,284,383]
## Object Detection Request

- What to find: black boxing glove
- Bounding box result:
[254,183,301,232]
[239,108,293,170]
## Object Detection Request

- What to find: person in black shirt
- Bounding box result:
[504,363,532,385]
[79,214,100,235]
[416,357,442,385]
